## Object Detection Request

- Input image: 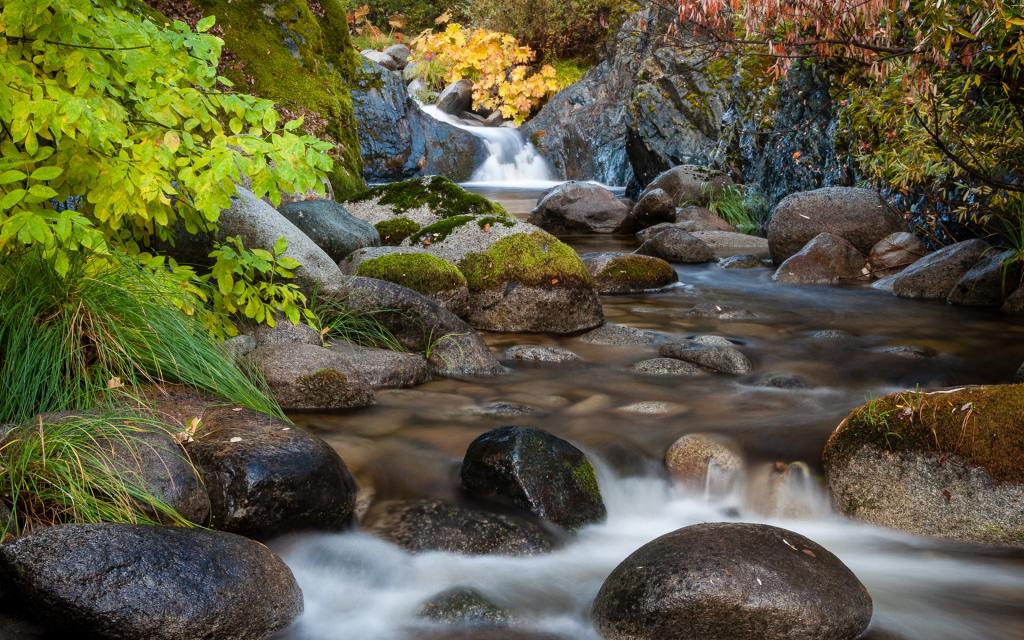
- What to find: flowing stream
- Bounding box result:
[280,164,1024,638]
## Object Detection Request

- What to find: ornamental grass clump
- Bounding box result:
[0,250,281,425]
[0,413,196,538]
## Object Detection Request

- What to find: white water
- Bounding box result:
[420,105,558,187]
[277,461,1024,640]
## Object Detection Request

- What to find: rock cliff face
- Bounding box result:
[351,59,488,182]
[522,6,853,202]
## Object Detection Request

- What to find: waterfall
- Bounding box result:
[420,105,555,186]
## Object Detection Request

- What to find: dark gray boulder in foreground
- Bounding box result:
[461,426,606,530]
[772,232,867,285]
[591,523,872,640]
[947,249,1020,307]
[362,499,554,556]
[278,199,380,263]
[0,524,302,640]
[891,239,990,299]
[186,407,357,540]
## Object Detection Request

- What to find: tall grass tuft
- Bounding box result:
[0,250,281,425]
[0,413,196,538]
[706,184,771,237]
[311,293,407,353]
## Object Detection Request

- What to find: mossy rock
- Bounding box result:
[163,1,364,198]
[581,252,678,294]
[351,176,508,219]
[409,214,515,246]
[356,253,466,297]
[459,232,593,292]
[824,385,1024,546]
[374,217,420,246]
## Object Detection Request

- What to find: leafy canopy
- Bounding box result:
[0,0,332,277]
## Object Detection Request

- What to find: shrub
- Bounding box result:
[0,413,196,538]
[410,24,559,123]
[0,250,280,426]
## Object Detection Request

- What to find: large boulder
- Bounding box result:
[824,385,1024,546]
[344,248,471,317]
[325,276,504,376]
[437,79,474,115]
[582,252,677,294]
[689,230,769,256]
[772,232,867,285]
[0,524,302,640]
[629,187,675,228]
[351,60,487,182]
[891,239,990,299]
[461,426,606,530]
[643,165,733,208]
[277,199,380,262]
[591,523,872,640]
[329,341,431,389]
[251,342,375,410]
[947,249,1019,307]
[867,231,926,277]
[767,187,902,264]
[528,182,632,234]
[362,499,554,555]
[185,406,358,540]
[635,228,714,264]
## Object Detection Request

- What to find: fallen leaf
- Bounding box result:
[107,377,123,389]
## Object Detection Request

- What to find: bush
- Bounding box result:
[410,24,559,124]
[466,0,638,61]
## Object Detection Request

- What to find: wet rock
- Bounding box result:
[529,182,632,234]
[251,343,375,410]
[414,629,567,640]
[872,344,936,359]
[690,230,769,256]
[460,402,544,419]
[629,187,675,228]
[504,345,582,364]
[330,341,431,389]
[767,187,902,264]
[685,302,760,321]
[1004,286,1024,314]
[659,340,753,375]
[631,358,705,377]
[676,206,734,232]
[437,79,474,115]
[578,323,659,346]
[891,239,990,299]
[751,373,808,389]
[772,232,867,285]
[664,433,743,489]
[826,386,1024,546]
[362,499,554,555]
[644,165,733,208]
[186,407,357,539]
[811,329,855,341]
[947,249,1019,307]
[278,199,380,263]
[383,44,410,68]
[417,587,513,626]
[582,252,677,294]
[871,272,899,293]
[868,232,926,277]
[111,428,209,525]
[324,276,503,377]
[252,320,321,348]
[0,524,302,640]
[461,426,606,530]
[362,49,400,70]
[719,254,768,269]
[616,401,688,417]
[636,228,714,264]
[591,523,873,640]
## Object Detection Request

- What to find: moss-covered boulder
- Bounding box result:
[352,250,470,318]
[165,0,365,197]
[824,385,1024,546]
[581,252,677,294]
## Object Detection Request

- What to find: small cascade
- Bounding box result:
[420,105,555,185]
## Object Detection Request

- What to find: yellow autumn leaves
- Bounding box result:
[411,23,559,124]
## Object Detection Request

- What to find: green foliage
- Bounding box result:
[458,231,592,290]
[705,185,770,236]
[353,0,467,34]
[356,252,466,295]
[374,217,421,245]
[0,413,196,538]
[207,235,315,327]
[550,58,591,90]
[0,250,281,426]
[310,294,405,352]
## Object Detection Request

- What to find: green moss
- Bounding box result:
[601,255,675,285]
[189,0,365,198]
[355,253,466,295]
[351,176,508,219]
[458,232,592,291]
[569,459,601,500]
[374,217,421,245]
[824,385,1024,483]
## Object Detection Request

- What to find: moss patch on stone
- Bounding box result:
[356,253,466,295]
[375,217,420,245]
[187,0,365,197]
[824,385,1024,483]
[600,255,676,286]
[351,176,508,219]
[458,232,593,291]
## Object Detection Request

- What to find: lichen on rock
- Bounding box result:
[356,253,467,296]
